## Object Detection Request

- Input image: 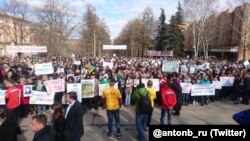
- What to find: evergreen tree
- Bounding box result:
[176,1,184,28]
[155,8,168,51]
[165,2,185,57]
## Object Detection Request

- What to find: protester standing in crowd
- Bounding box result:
[64,92,84,141]
[49,103,65,141]
[146,80,156,129]
[17,76,30,118]
[242,70,250,105]
[4,79,21,134]
[125,74,133,106]
[169,73,182,116]
[30,114,55,141]
[160,80,177,125]
[132,83,150,141]
[117,71,125,100]
[33,77,47,114]
[0,107,17,141]
[102,78,122,139]
[199,74,212,106]
[181,74,191,106]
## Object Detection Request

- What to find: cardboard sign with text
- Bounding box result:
[44,79,65,93]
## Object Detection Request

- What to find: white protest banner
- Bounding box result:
[191,84,215,96]
[162,60,179,73]
[103,45,127,50]
[103,62,113,69]
[67,83,82,102]
[99,83,118,96]
[220,77,235,87]
[0,90,6,105]
[81,80,95,98]
[141,79,160,91]
[35,63,53,75]
[74,60,81,65]
[99,84,109,96]
[189,67,195,74]
[244,60,249,68]
[180,65,188,74]
[58,68,64,74]
[204,63,210,69]
[213,81,222,89]
[44,79,65,93]
[7,46,47,53]
[29,91,54,105]
[180,83,192,94]
[23,85,33,97]
[196,65,204,71]
[133,79,140,87]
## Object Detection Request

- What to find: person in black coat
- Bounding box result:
[0,108,17,141]
[30,114,55,141]
[168,73,182,116]
[49,103,65,141]
[64,92,84,141]
[242,71,250,105]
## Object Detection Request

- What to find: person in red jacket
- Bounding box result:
[4,79,21,134]
[17,76,30,118]
[160,82,177,125]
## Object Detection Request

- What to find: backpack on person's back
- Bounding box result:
[138,91,152,114]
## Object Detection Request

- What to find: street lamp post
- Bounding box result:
[243,33,247,61]
[94,30,96,57]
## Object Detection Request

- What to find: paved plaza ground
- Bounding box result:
[18,101,249,141]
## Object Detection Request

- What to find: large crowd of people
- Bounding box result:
[0,55,250,141]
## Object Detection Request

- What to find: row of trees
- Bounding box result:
[115,0,250,59]
[114,3,185,57]
[0,0,111,56]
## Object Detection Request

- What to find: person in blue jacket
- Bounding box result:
[233,109,250,125]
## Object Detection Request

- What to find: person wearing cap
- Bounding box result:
[102,78,122,139]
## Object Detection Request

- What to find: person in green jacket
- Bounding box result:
[132,83,148,141]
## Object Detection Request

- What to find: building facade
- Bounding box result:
[184,3,250,60]
[0,13,39,56]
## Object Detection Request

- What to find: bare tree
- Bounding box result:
[114,7,156,57]
[227,0,250,60]
[35,0,79,56]
[0,0,33,47]
[80,4,111,57]
[139,7,156,57]
[182,0,218,58]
